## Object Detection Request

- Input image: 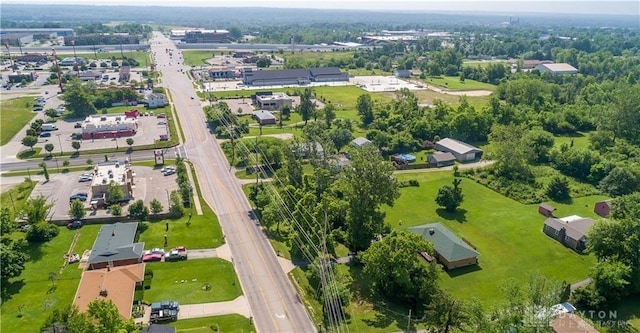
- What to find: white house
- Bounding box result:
[144,93,167,109]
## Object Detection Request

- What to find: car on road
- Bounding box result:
[164,250,187,261]
[142,253,163,262]
[40,132,51,137]
[78,175,92,182]
[67,220,83,229]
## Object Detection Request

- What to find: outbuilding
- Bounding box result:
[435,138,482,162]
[538,203,556,217]
[593,200,611,218]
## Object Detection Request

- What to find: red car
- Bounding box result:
[142,253,163,262]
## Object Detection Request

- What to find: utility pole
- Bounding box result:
[406,308,412,333]
[71,39,79,78]
[52,48,64,93]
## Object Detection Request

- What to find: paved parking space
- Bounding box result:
[30,164,179,221]
[220,98,254,114]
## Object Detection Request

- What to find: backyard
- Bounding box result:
[168,314,255,333]
[143,258,242,304]
[1,97,39,145]
[0,224,103,333]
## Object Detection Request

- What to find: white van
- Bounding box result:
[41,124,58,131]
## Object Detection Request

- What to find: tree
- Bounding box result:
[606,84,640,144]
[599,166,640,197]
[488,124,531,181]
[299,87,315,126]
[21,135,37,151]
[26,222,59,242]
[126,138,134,149]
[426,290,470,333]
[546,176,571,201]
[342,145,399,252]
[280,105,291,120]
[150,198,163,216]
[72,140,81,152]
[168,190,184,217]
[1,207,15,234]
[256,57,272,68]
[323,103,336,128]
[23,194,52,225]
[1,237,28,284]
[61,79,97,117]
[128,199,149,221]
[525,128,555,163]
[68,199,86,220]
[106,181,124,204]
[435,178,464,212]
[88,299,138,333]
[360,230,439,311]
[109,204,122,217]
[39,162,50,181]
[42,300,137,333]
[44,143,55,157]
[610,193,640,220]
[592,260,631,302]
[62,159,70,168]
[356,94,374,127]
[328,128,353,152]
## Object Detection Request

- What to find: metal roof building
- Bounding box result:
[88,222,144,270]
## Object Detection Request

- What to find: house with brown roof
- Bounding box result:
[594,200,611,218]
[539,203,556,217]
[543,216,595,252]
[550,313,598,333]
[73,263,145,319]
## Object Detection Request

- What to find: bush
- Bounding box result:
[408,179,420,187]
[26,222,59,242]
[137,222,149,233]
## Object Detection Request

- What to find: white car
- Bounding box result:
[78,175,93,182]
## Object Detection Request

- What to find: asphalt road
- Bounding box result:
[151,32,316,333]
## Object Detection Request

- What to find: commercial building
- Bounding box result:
[242,67,348,86]
[59,57,86,67]
[535,63,578,75]
[0,28,74,36]
[184,29,229,43]
[8,71,37,83]
[81,113,138,140]
[90,161,135,204]
[208,66,237,80]
[309,67,349,82]
[16,53,49,63]
[143,93,167,109]
[255,92,293,110]
[0,33,33,46]
[252,110,277,125]
[66,70,103,81]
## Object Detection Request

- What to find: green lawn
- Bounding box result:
[0,180,36,219]
[56,51,151,68]
[1,97,38,145]
[385,171,597,304]
[168,314,255,333]
[138,185,223,250]
[347,68,392,76]
[0,225,103,333]
[462,59,508,69]
[181,50,221,66]
[424,76,497,91]
[281,51,355,68]
[554,131,592,150]
[143,259,241,304]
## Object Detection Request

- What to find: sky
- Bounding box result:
[3,0,640,16]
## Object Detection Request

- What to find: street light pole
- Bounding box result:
[52,48,64,93]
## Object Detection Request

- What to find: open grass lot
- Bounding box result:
[346,68,392,76]
[56,51,151,68]
[137,198,224,250]
[424,76,497,91]
[462,59,508,68]
[382,90,490,110]
[143,258,241,304]
[182,50,221,66]
[0,180,36,217]
[89,104,170,115]
[168,314,255,333]
[1,97,38,145]
[281,51,355,68]
[1,224,103,333]
[554,131,592,150]
[384,171,597,304]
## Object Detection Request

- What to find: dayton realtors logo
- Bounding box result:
[576,309,631,328]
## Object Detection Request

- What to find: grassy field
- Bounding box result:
[385,171,598,304]
[347,68,392,76]
[383,90,491,110]
[462,59,508,69]
[182,50,221,66]
[281,51,355,68]
[0,224,103,333]
[0,180,36,219]
[137,199,224,250]
[554,131,592,150]
[168,314,255,333]
[1,97,38,145]
[143,259,242,304]
[56,51,151,68]
[424,76,497,91]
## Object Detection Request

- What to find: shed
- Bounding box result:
[435,138,482,162]
[538,203,556,217]
[428,152,456,167]
[593,200,611,218]
[251,110,277,125]
[351,137,372,148]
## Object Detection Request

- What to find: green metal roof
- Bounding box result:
[409,223,479,262]
[88,222,144,265]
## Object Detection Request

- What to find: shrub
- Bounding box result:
[26,222,59,242]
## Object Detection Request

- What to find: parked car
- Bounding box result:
[74,122,82,128]
[142,253,163,262]
[69,192,88,202]
[162,169,176,176]
[164,250,187,261]
[40,132,51,137]
[150,309,177,323]
[160,301,180,311]
[144,248,165,255]
[67,220,83,229]
[78,175,92,182]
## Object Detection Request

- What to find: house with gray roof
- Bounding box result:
[543,216,595,252]
[428,152,456,167]
[409,223,480,270]
[435,138,482,162]
[88,222,144,270]
[252,110,277,125]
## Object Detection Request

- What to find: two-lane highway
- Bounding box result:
[150,32,316,333]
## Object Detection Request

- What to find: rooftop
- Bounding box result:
[87,222,143,265]
[252,110,276,121]
[544,216,595,241]
[430,151,456,162]
[352,137,372,147]
[91,161,131,187]
[436,138,482,155]
[256,92,292,102]
[538,63,578,72]
[550,313,598,333]
[409,223,480,262]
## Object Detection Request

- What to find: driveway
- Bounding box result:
[178,296,252,319]
[394,160,495,174]
[186,248,218,259]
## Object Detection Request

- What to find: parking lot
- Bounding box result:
[34,114,168,153]
[351,75,426,92]
[30,164,179,222]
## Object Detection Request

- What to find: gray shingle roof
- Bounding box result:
[88,222,144,264]
[352,137,372,147]
[409,223,480,262]
[544,217,595,241]
[436,138,482,155]
[429,152,456,163]
[309,67,344,76]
